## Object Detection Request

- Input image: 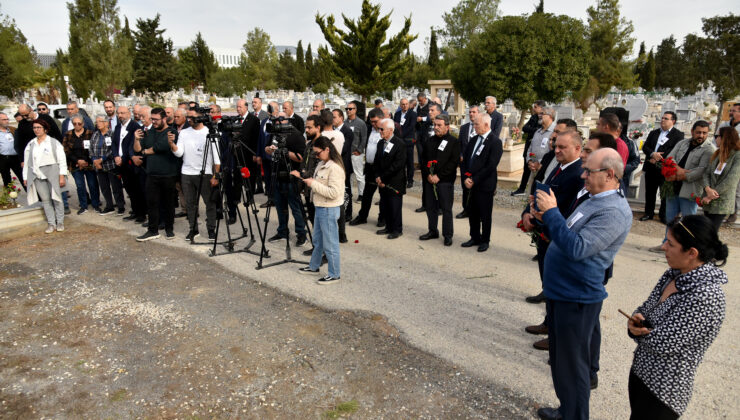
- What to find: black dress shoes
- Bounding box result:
[376,220,385,227]
[537,407,562,420]
[455,210,468,219]
[419,232,439,240]
[461,239,479,248]
[415,206,426,213]
[387,232,402,239]
[349,217,367,226]
[639,215,653,221]
[525,291,546,304]
[376,229,389,235]
[477,243,489,252]
[227,215,237,225]
[339,234,348,243]
[443,237,452,246]
[525,323,548,335]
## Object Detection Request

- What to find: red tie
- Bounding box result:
[553,167,562,178]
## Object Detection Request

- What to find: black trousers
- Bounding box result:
[0,154,24,189]
[460,167,469,212]
[357,165,381,222]
[643,169,666,219]
[404,138,415,183]
[379,188,402,234]
[121,163,147,218]
[516,140,532,191]
[424,181,454,238]
[96,169,125,211]
[467,188,494,243]
[628,370,679,420]
[704,213,726,232]
[547,299,602,420]
[145,175,176,232]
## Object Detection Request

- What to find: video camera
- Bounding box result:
[190,105,245,141]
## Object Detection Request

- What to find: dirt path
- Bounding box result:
[0,224,535,419]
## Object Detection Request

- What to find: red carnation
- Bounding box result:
[464,172,472,177]
[241,167,251,178]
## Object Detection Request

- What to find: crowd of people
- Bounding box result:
[1,95,734,418]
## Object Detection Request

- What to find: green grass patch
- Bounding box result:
[324,399,359,419]
[109,388,128,402]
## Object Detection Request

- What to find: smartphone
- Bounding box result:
[618,309,653,329]
[533,181,551,211]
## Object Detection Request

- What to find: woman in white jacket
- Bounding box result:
[291,136,345,284]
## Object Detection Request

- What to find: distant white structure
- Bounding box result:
[211,48,243,68]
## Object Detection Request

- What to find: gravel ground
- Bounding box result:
[3,173,738,419]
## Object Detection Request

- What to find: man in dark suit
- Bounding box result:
[393,98,417,188]
[111,106,146,222]
[61,101,94,137]
[414,92,430,174]
[640,111,683,222]
[374,118,406,239]
[333,108,355,237]
[283,100,304,133]
[460,113,503,252]
[420,114,460,246]
[455,105,480,219]
[350,109,384,227]
[235,99,262,200]
[484,96,504,139]
[416,103,442,213]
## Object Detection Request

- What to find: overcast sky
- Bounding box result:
[3,0,736,58]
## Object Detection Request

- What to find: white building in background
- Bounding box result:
[211,48,243,68]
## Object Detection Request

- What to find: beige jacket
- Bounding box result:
[310,159,345,208]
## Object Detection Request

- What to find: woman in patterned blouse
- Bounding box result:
[628,215,728,419]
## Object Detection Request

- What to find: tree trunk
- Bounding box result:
[714,100,726,133]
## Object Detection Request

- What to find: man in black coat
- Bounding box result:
[283,100,304,133]
[640,111,684,222]
[414,92,430,174]
[513,100,546,195]
[111,106,146,222]
[333,108,355,236]
[460,113,503,252]
[235,99,262,199]
[416,103,442,213]
[393,98,417,188]
[374,118,406,239]
[420,114,460,246]
[484,96,504,139]
[456,105,480,219]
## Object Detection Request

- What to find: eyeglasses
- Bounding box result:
[583,167,608,176]
[345,107,355,111]
[151,117,162,122]
[32,126,44,130]
[72,122,83,126]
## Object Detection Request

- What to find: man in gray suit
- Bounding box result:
[252,97,269,121]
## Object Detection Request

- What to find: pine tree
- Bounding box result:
[428,28,439,69]
[0,14,39,97]
[240,28,277,91]
[316,0,417,101]
[640,49,655,91]
[131,14,178,94]
[535,0,544,13]
[177,32,218,91]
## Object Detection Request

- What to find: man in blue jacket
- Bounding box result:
[532,148,632,420]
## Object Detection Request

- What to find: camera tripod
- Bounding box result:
[256,142,313,269]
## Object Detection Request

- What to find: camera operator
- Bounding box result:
[133,108,179,241]
[265,112,308,246]
[172,108,221,242]
[257,101,280,208]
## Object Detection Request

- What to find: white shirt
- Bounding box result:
[23,136,68,180]
[117,119,131,156]
[172,126,221,175]
[656,129,671,148]
[471,130,491,159]
[366,129,381,163]
[0,129,15,155]
[322,129,345,155]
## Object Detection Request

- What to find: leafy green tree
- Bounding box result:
[241,28,277,91]
[177,32,218,91]
[276,49,299,90]
[208,67,246,97]
[316,0,417,101]
[54,49,69,103]
[66,0,132,99]
[0,15,38,97]
[449,13,590,114]
[131,14,178,94]
[439,0,500,52]
[654,35,686,92]
[578,0,636,107]
[399,48,431,90]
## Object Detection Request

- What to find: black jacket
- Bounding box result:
[373,135,407,194]
[458,122,475,160]
[393,109,417,139]
[288,114,304,133]
[339,124,354,177]
[489,110,503,139]
[525,158,584,217]
[461,132,503,193]
[239,113,261,162]
[522,113,540,142]
[422,133,460,184]
[415,102,429,132]
[641,127,684,174]
[111,120,138,160]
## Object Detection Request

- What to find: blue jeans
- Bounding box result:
[72,170,100,209]
[664,196,697,237]
[310,206,340,278]
[272,181,306,239]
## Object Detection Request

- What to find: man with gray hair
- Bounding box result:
[61,101,94,137]
[374,118,406,239]
[394,98,417,189]
[282,100,304,133]
[252,97,268,121]
[456,105,480,218]
[520,107,556,195]
[484,96,503,139]
[532,147,631,420]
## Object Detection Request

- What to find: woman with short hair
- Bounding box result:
[627,215,728,419]
[63,114,100,214]
[22,119,68,233]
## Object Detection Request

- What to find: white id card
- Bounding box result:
[715,162,726,175]
[400,117,406,125]
[567,212,584,229]
[105,136,112,147]
[541,136,549,148]
[438,140,448,151]
[476,144,485,156]
[83,140,91,149]
[384,142,394,153]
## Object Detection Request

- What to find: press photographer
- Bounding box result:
[265,112,308,246]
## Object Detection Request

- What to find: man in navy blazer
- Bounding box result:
[393,98,417,187]
[61,101,94,137]
[460,113,503,252]
[456,105,480,219]
[640,111,684,222]
[111,106,146,222]
[374,118,407,239]
[484,96,504,139]
[334,108,355,236]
